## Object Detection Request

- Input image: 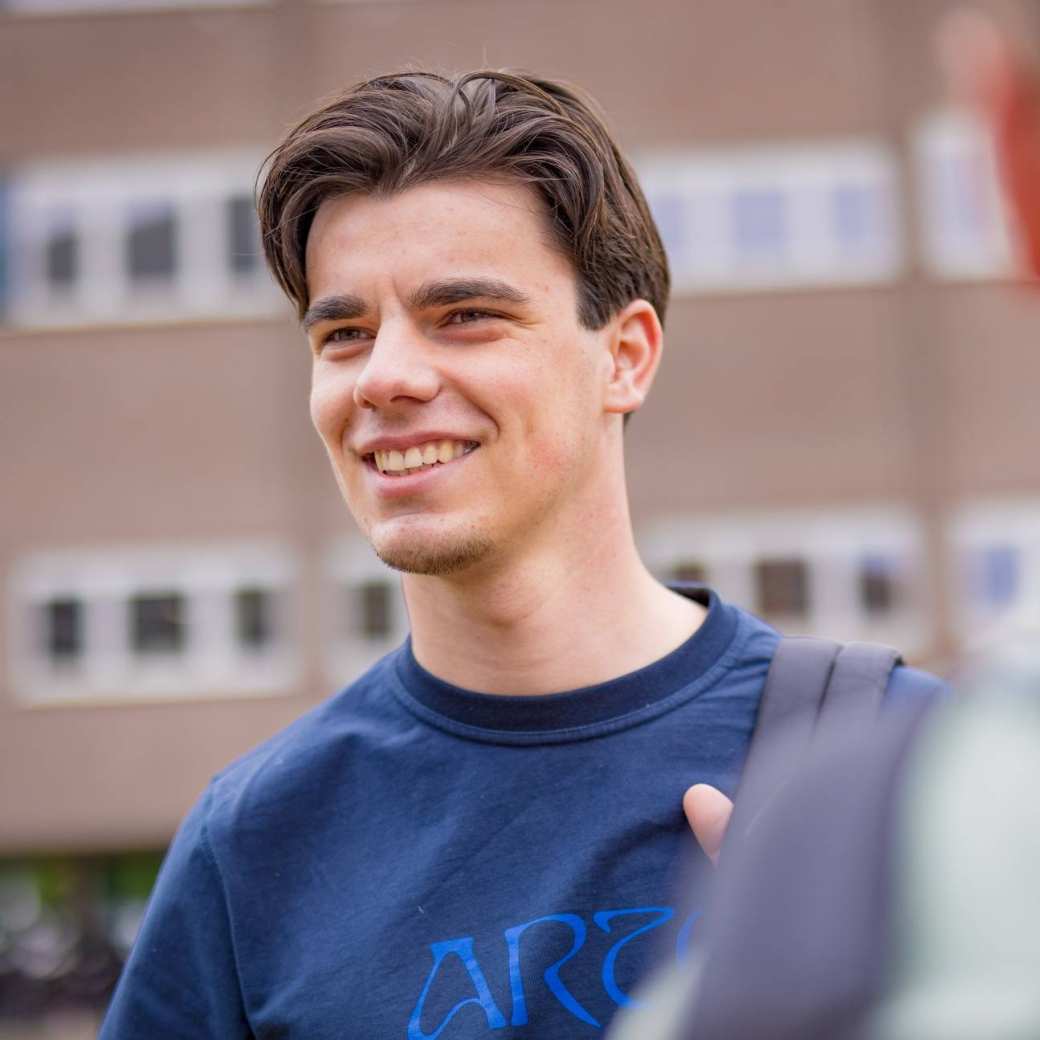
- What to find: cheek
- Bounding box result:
[309,371,353,448]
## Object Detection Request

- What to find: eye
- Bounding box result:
[314,326,372,356]
[324,326,369,344]
[444,309,495,325]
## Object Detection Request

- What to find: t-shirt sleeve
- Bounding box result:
[99,786,252,1039]
[884,664,950,708]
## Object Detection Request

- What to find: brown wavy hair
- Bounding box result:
[257,70,669,330]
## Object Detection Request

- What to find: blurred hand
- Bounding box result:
[939,8,1040,278]
[683,783,734,866]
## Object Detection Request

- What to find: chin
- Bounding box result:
[369,522,497,577]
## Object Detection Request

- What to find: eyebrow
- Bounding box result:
[302,278,531,332]
[407,278,531,312]
[302,293,367,332]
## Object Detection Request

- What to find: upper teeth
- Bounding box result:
[372,439,474,474]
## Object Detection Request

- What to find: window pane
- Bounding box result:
[130,592,184,654]
[732,188,786,257]
[671,560,708,585]
[226,194,260,275]
[938,150,989,242]
[45,228,78,288]
[356,581,392,640]
[649,192,688,263]
[973,545,1020,608]
[832,183,876,250]
[754,558,809,618]
[859,555,897,616]
[44,598,82,661]
[0,179,9,318]
[234,587,272,650]
[127,206,176,282]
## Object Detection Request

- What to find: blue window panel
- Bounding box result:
[832,183,878,250]
[648,191,688,265]
[732,188,786,258]
[0,177,8,319]
[938,151,989,241]
[972,545,1020,608]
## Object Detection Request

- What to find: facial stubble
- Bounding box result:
[371,533,498,576]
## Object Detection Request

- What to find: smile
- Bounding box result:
[366,439,479,476]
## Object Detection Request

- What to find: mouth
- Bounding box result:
[363,438,480,477]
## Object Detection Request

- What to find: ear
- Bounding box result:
[602,299,664,416]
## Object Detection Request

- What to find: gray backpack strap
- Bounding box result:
[731,637,902,843]
[733,637,840,822]
[814,641,903,743]
[750,636,841,753]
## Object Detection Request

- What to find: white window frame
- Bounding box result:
[7,541,300,705]
[7,151,282,328]
[640,505,928,655]
[637,138,903,294]
[914,108,1015,280]
[949,499,1040,646]
[324,538,408,685]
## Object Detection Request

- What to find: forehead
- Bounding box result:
[305,178,576,301]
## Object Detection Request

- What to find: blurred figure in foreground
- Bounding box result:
[941,7,1040,280]
[615,9,1040,1039]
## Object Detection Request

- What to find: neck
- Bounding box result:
[402,493,705,696]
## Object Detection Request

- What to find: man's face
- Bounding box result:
[304,178,615,576]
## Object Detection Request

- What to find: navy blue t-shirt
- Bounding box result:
[100,589,943,1039]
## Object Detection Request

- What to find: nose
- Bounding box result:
[352,319,440,410]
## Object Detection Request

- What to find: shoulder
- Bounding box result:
[203,647,405,830]
[715,594,950,706]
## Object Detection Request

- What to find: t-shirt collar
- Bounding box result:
[392,585,737,735]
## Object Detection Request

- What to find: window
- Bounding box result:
[226,194,260,276]
[0,178,8,318]
[973,545,1020,609]
[858,554,897,616]
[44,227,77,289]
[644,508,926,652]
[7,153,282,328]
[732,188,786,257]
[130,591,185,655]
[127,204,176,282]
[43,598,82,663]
[915,110,1012,278]
[10,544,298,703]
[325,542,405,681]
[234,586,273,651]
[832,183,876,251]
[754,558,809,619]
[356,580,393,640]
[637,141,900,293]
[648,191,689,264]
[949,501,1040,646]
[937,151,988,239]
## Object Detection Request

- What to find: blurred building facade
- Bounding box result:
[3,0,1040,1024]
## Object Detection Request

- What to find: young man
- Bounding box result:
[100,71,942,1039]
